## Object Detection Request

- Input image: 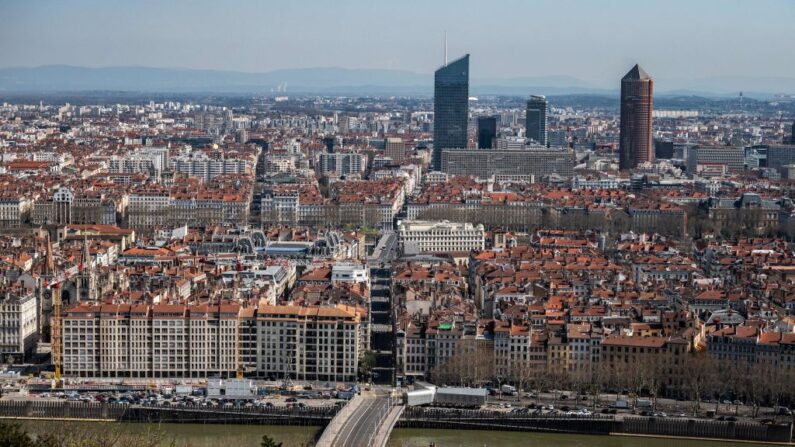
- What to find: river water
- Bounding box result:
[18,422,773,447]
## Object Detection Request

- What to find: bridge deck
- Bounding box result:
[317,392,402,447]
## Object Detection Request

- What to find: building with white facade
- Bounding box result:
[317,152,366,177]
[172,152,247,182]
[398,220,485,254]
[0,289,38,362]
[61,301,361,380]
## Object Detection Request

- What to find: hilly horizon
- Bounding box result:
[0,65,793,98]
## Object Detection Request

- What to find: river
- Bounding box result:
[17,422,774,447]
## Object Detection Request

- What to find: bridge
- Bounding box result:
[317,391,404,447]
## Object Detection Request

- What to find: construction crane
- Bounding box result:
[46,235,84,388]
[51,283,62,387]
[45,235,63,388]
[235,256,244,380]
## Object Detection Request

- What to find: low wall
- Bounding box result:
[0,401,337,426]
[620,415,792,443]
[397,407,793,443]
[398,407,615,435]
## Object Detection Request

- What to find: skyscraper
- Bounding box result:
[619,64,654,170]
[525,95,548,146]
[433,54,470,170]
[477,116,497,149]
[790,121,795,144]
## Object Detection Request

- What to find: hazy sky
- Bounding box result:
[1,0,793,87]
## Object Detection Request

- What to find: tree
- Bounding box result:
[0,422,36,447]
[358,350,377,381]
[682,353,719,416]
[261,434,284,447]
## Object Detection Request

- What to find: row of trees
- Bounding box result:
[431,351,795,417]
[0,422,295,447]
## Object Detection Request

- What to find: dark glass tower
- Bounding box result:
[525,95,548,146]
[433,54,469,170]
[477,116,497,149]
[619,64,654,170]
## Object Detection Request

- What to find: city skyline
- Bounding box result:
[1,1,795,94]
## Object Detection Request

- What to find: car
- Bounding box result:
[733,400,743,406]
[285,397,298,403]
[722,400,732,405]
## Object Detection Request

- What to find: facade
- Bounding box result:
[0,289,38,362]
[687,146,745,174]
[399,220,485,254]
[441,148,575,180]
[256,305,361,382]
[317,152,366,177]
[32,187,117,226]
[61,302,361,380]
[108,147,170,177]
[433,54,470,170]
[619,65,654,170]
[476,116,497,149]
[0,196,31,229]
[525,95,548,146]
[385,138,407,163]
[172,152,247,182]
[765,144,795,174]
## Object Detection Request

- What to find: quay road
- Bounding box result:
[318,389,402,447]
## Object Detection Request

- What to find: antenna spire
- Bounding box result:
[444,31,448,66]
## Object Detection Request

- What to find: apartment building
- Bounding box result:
[707,325,795,371]
[399,220,485,254]
[0,288,38,362]
[0,196,31,228]
[61,301,361,380]
[32,187,117,226]
[255,304,361,382]
[317,152,366,177]
[172,152,247,182]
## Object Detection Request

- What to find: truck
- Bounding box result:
[612,399,630,409]
[501,385,518,396]
[404,388,435,406]
[636,399,652,408]
[206,378,257,400]
[435,387,488,408]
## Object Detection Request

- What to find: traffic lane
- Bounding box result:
[336,397,378,447]
[347,398,390,447]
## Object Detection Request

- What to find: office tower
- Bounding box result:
[385,137,406,163]
[619,64,654,170]
[791,121,795,144]
[687,146,745,174]
[441,147,575,180]
[323,136,335,153]
[525,95,548,146]
[477,116,497,149]
[433,54,470,170]
[654,139,674,159]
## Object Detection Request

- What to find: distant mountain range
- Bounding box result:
[0,65,793,98]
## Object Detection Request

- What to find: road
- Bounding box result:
[333,394,392,447]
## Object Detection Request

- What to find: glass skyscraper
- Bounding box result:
[477,116,497,149]
[433,54,469,170]
[525,95,548,146]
